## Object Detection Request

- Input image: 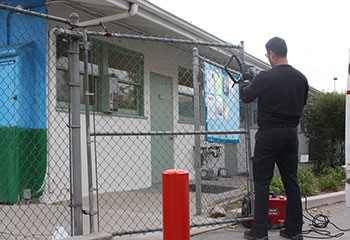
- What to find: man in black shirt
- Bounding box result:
[241,37,309,240]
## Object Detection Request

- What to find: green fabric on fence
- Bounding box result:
[0,127,47,203]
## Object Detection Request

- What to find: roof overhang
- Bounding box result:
[51,0,270,70]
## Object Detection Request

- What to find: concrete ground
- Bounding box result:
[4,190,346,239]
[91,176,248,234]
[112,191,350,240]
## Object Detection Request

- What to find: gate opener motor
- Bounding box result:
[241,192,287,229]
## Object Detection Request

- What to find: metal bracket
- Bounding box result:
[80,41,92,51]
[70,203,82,208]
[68,82,80,87]
[66,50,80,55]
[82,209,97,216]
[68,124,81,129]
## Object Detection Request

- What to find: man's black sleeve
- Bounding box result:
[239,72,266,103]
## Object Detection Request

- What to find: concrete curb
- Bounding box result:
[301,191,345,209]
[66,232,113,240]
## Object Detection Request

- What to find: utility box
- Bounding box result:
[0,42,47,203]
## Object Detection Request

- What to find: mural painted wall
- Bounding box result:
[0,0,47,203]
[203,62,240,144]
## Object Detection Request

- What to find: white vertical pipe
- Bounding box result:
[345,49,350,207]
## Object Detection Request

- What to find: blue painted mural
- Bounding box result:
[0,0,47,129]
[203,62,240,144]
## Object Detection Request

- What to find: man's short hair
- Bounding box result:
[265,37,287,57]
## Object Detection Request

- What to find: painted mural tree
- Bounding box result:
[303,92,345,168]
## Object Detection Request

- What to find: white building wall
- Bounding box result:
[43,4,261,203]
[43,14,199,202]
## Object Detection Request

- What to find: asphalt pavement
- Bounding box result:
[191,201,350,240]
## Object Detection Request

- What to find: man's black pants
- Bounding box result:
[252,127,303,238]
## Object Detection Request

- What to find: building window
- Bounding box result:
[105,43,144,115]
[56,36,144,116]
[178,67,204,123]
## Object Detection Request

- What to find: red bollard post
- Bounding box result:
[162,169,189,240]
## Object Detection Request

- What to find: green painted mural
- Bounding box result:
[0,127,47,203]
[0,0,48,204]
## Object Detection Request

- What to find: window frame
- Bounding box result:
[55,55,99,110]
[103,42,144,116]
[55,36,144,117]
[178,66,204,124]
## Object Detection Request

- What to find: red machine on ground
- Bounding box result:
[241,192,287,229]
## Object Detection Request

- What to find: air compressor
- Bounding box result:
[241,192,287,229]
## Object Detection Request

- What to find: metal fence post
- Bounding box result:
[68,13,83,236]
[83,28,96,233]
[241,41,255,216]
[193,47,202,215]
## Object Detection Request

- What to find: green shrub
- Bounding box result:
[311,162,332,176]
[303,92,345,167]
[269,168,343,197]
[297,170,316,196]
[270,170,316,197]
[318,167,344,192]
[270,176,285,195]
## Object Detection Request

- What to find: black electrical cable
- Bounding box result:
[301,195,350,239]
[224,53,242,87]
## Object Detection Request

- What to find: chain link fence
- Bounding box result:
[0,3,257,238]
[81,31,254,235]
[0,4,72,240]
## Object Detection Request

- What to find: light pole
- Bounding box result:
[334,77,338,92]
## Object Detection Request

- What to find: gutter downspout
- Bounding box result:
[78,3,138,27]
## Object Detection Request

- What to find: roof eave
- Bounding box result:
[72,0,270,69]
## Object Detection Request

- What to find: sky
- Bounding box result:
[149,0,350,93]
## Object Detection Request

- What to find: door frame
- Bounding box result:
[150,72,174,184]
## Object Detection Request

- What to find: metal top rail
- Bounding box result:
[91,130,247,137]
[55,28,241,49]
[87,31,241,49]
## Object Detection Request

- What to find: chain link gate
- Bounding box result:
[0,3,257,238]
[81,31,255,235]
